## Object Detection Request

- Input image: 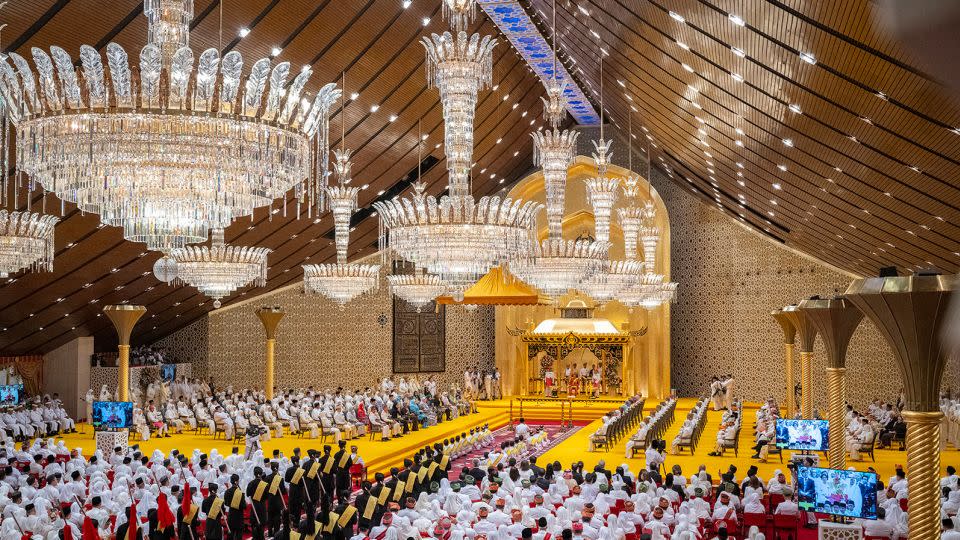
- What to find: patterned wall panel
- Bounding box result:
[651,168,960,408]
[152,318,209,377]
[198,267,495,392]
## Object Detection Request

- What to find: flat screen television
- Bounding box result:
[775,419,829,451]
[0,385,19,407]
[92,401,134,430]
[161,364,176,381]
[797,466,879,520]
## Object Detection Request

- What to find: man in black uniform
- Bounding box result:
[285,455,308,524]
[116,506,143,540]
[303,450,322,511]
[177,489,200,540]
[332,441,352,498]
[201,482,225,540]
[223,474,246,540]
[245,466,268,540]
[353,481,375,532]
[319,445,336,505]
[265,461,287,536]
[395,460,413,502]
[332,489,356,540]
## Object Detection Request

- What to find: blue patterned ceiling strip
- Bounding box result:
[478,0,600,126]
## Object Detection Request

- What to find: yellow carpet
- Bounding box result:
[57,405,510,475]
[538,398,959,482]
[46,397,958,481]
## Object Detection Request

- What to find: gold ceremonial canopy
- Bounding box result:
[436,266,544,305]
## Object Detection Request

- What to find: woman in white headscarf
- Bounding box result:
[743,492,765,514]
[944,489,960,515]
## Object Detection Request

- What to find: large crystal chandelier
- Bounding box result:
[509,129,608,297]
[1,0,340,252]
[374,28,541,302]
[388,272,447,313]
[0,210,57,278]
[170,228,270,309]
[303,149,381,309]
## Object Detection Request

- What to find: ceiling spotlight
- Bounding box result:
[728,14,745,26]
[731,46,745,58]
[682,63,694,73]
[389,114,398,122]
[731,73,744,82]
[370,104,380,113]
[777,164,787,171]
[677,41,690,50]
[772,183,782,190]
[799,52,817,65]
[402,0,412,7]
[350,92,359,101]
[782,138,794,147]
[270,46,282,57]
[422,17,430,26]
[238,27,250,38]
[669,11,685,23]
[735,140,743,146]
[788,103,802,114]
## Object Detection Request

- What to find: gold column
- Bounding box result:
[782,305,818,419]
[255,307,285,401]
[825,367,846,467]
[103,305,147,402]
[784,343,795,416]
[902,410,944,539]
[799,296,863,469]
[771,309,797,418]
[799,351,813,419]
[846,274,956,538]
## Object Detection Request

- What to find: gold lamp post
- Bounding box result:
[798,296,863,469]
[103,305,147,402]
[256,306,285,400]
[846,274,956,539]
[771,308,798,418]
[782,304,818,419]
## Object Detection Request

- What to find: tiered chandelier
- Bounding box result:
[1,0,340,252]
[581,137,643,303]
[374,24,541,302]
[303,149,381,309]
[0,210,57,278]
[509,129,608,297]
[170,228,270,309]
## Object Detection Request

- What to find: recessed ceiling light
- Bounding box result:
[772,183,782,190]
[350,92,359,101]
[617,79,625,87]
[799,52,817,65]
[677,41,690,50]
[238,28,250,38]
[682,63,694,73]
[669,11,685,23]
[731,46,745,58]
[422,17,430,26]
[389,114,397,122]
[270,47,282,57]
[788,103,802,114]
[728,14,745,26]
[731,73,744,82]
[402,0,412,8]
[735,140,743,146]
[782,138,794,147]
[777,164,787,171]
[690,102,702,109]
[735,127,744,135]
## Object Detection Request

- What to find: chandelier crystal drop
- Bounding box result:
[170,228,270,309]
[387,272,447,312]
[584,139,620,245]
[376,29,541,301]
[0,0,341,252]
[542,75,567,129]
[442,0,478,33]
[303,149,381,309]
[533,128,579,237]
[0,210,57,278]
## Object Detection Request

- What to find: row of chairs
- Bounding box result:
[674,398,710,455]
[717,400,744,457]
[590,398,646,451]
[629,398,679,455]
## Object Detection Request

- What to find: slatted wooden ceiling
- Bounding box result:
[0,0,553,355]
[3,0,960,356]
[527,0,960,273]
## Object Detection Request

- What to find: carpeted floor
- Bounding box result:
[539,397,959,483]
[447,421,589,479]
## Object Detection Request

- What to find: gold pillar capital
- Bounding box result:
[103,305,147,345]
[845,274,957,412]
[256,306,285,339]
[782,304,817,353]
[771,308,797,345]
[798,297,863,369]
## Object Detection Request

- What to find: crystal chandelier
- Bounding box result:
[0,210,57,278]
[509,128,608,297]
[541,0,567,129]
[388,272,447,313]
[374,29,541,301]
[303,149,381,309]
[1,0,340,252]
[170,228,270,308]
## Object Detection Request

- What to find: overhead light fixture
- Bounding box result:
[731,46,745,58]
[0,211,57,278]
[799,52,817,65]
[669,11,685,23]
[788,103,802,114]
[728,13,745,26]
